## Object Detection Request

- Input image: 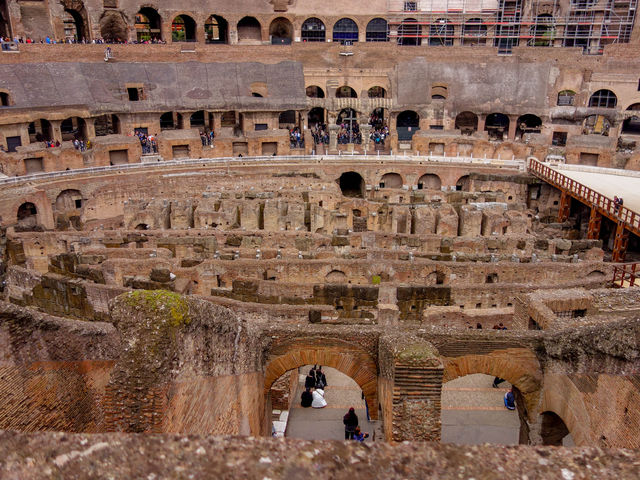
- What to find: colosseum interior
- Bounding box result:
[0,0,640,477]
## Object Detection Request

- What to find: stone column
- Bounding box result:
[49,120,63,144]
[360,123,371,153]
[508,117,518,140]
[83,118,96,140]
[477,115,486,134]
[181,112,193,130]
[328,124,339,154]
[379,334,444,442]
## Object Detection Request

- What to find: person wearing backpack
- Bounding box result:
[343,407,358,440]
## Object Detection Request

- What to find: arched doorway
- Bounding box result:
[62,8,88,42]
[94,114,120,136]
[306,85,325,98]
[516,114,542,138]
[485,113,509,141]
[418,173,442,190]
[456,175,470,191]
[339,172,365,198]
[368,86,386,98]
[455,111,478,135]
[160,112,176,130]
[205,15,228,43]
[135,8,162,42]
[269,17,293,45]
[61,117,87,142]
[398,18,421,46]
[237,16,262,42]
[0,0,11,38]
[190,110,206,128]
[28,119,53,143]
[301,17,325,42]
[380,172,403,189]
[540,411,574,446]
[17,202,38,229]
[396,110,420,140]
[333,18,358,44]
[308,107,326,127]
[172,15,196,42]
[442,374,520,445]
[622,104,640,135]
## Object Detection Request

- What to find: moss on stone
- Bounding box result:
[124,290,190,328]
[396,343,438,363]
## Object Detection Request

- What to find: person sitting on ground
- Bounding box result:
[343,407,359,440]
[301,387,313,408]
[315,366,327,389]
[504,387,516,410]
[304,369,316,390]
[311,388,327,408]
[353,426,369,442]
[492,377,505,388]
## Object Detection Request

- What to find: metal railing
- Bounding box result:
[0,154,525,187]
[612,262,640,288]
[528,157,640,237]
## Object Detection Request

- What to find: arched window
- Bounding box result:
[431,85,448,100]
[398,18,421,46]
[516,114,542,138]
[429,19,454,46]
[336,86,357,98]
[301,18,325,42]
[205,15,228,43]
[333,18,358,44]
[557,90,576,106]
[397,110,420,140]
[455,111,478,134]
[160,112,176,130]
[485,113,510,140]
[190,111,205,128]
[135,8,162,42]
[366,18,388,42]
[589,89,617,108]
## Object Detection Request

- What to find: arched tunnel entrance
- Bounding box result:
[339,171,365,198]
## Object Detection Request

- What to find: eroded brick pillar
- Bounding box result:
[379,334,443,442]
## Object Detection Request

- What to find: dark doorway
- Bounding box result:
[397,110,420,140]
[339,172,365,198]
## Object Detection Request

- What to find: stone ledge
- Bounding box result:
[1,431,640,479]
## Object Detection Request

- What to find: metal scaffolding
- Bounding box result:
[387,0,637,53]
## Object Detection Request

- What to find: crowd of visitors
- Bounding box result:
[338,122,361,144]
[311,124,329,145]
[300,365,328,409]
[614,196,624,213]
[369,111,389,146]
[43,140,61,148]
[343,407,369,441]
[72,139,90,152]
[135,131,158,154]
[200,130,215,146]
[2,36,166,45]
[289,127,304,148]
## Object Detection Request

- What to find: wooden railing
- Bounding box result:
[528,158,640,237]
[612,262,640,288]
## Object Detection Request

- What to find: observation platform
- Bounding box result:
[528,159,640,262]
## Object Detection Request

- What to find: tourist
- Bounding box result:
[492,377,505,388]
[315,366,327,389]
[311,388,327,408]
[504,387,516,410]
[476,323,482,329]
[343,407,358,439]
[301,387,313,408]
[304,369,316,390]
[353,426,369,442]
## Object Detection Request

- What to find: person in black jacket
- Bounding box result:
[301,388,313,408]
[305,369,316,390]
[315,366,327,389]
[343,407,359,440]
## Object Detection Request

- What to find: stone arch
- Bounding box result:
[264,341,378,419]
[336,86,357,98]
[61,1,90,42]
[589,89,617,108]
[204,15,228,43]
[171,14,197,42]
[135,7,162,42]
[60,116,87,141]
[455,111,478,135]
[0,0,11,38]
[99,10,128,43]
[442,348,542,417]
[485,113,509,140]
[366,18,388,42]
[306,85,325,98]
[301,17,325,42]
[55,189,83,212]
[325,270,347,282]
[339,171,365,198]
[456,175,470,192]
[539,375,591,446]
[333,17,358,44]
[269,17,293,45]
[16,202,39,229]
[380,172,403,189]
[237,16,262,43]
[516,114,542,138]
[368,86,386,98]
[396,110,420,140]
[418,173,441,190]
[94,114,120,136]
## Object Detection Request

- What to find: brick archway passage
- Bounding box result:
[264,343,378,420]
